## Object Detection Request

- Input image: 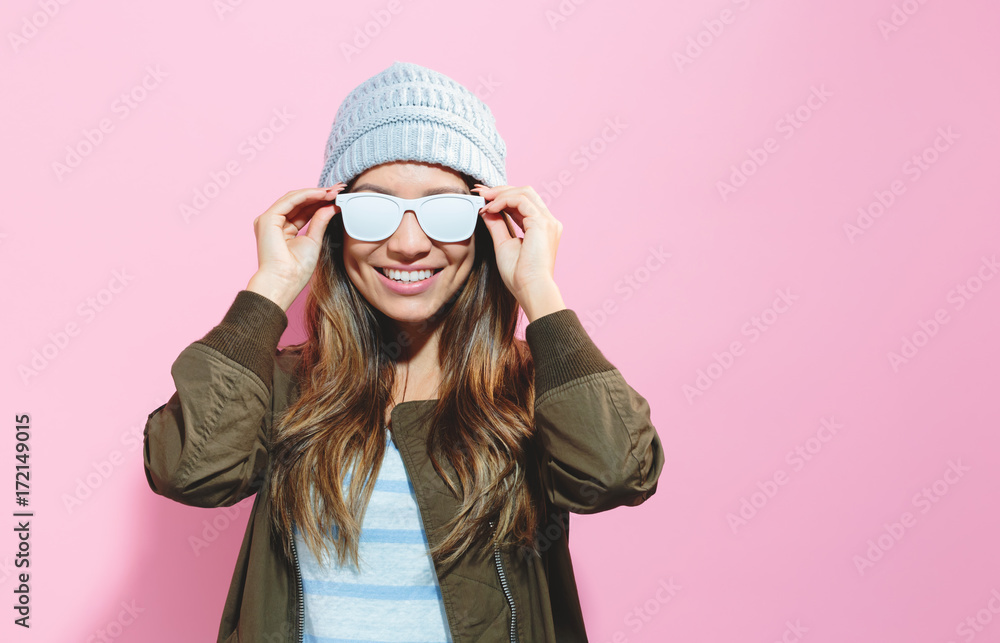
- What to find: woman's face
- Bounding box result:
[342,161,476,326]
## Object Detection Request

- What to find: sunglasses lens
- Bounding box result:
[341,194,399,241]
[420,196,478,242]
[337,194,481,242]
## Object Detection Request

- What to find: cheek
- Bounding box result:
[449,246,474,276]
[462,235,477,264]
[342,250,373,291]
[343,240,373,272]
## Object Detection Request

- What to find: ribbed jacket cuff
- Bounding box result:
[524,308,616,400]
[195,290,289,387]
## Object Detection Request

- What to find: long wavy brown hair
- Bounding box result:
[266,171,542,573]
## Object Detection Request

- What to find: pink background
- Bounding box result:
[4,0,999,641]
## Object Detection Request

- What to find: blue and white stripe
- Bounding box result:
[293,428,453,643]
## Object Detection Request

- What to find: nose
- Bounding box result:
[385,209,432,254]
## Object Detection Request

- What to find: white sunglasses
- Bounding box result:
[334,192,486,243]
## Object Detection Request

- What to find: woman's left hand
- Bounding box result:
[473,183,565,318]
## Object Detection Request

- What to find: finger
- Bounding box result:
[285,185,345,232]
[479,210,517,250]
[474,185,524,237]
[255,186,343,261]
[501,211,520,239]
[515,185,552,217]
[263,185,345,226]
[475,184,555,225]
[472,183,509,192]
[472,184,513,208]
[480,192,538,231]
[285,200,326,232]
[303,202,338,246]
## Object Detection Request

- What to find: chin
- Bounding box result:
[377,299,438,321]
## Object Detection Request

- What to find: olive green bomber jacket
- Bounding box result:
[142,290,664,643]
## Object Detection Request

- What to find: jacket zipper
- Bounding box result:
[489,519,518,643]
[289,528,304,643]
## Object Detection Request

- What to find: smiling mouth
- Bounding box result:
[378,267,444,283]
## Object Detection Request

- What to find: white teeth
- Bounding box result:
[381,268,437,283]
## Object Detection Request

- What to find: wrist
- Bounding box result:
[519,281,566,323]
[246,272,300,312]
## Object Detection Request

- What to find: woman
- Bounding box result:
[143,61,664,643]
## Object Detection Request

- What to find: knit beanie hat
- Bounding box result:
[317,61,507,190]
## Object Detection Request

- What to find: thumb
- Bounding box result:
[480,211,515,253]
[304,203,338,246]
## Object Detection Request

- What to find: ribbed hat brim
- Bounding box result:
[319,120,507,189]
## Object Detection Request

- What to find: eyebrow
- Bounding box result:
[351,183,471,196]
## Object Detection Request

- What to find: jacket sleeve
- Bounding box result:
[142,289,289,508]
[525,308,664,514]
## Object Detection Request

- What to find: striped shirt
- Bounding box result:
[292,426,453,643]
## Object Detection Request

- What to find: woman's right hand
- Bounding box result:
[245,184,348,311]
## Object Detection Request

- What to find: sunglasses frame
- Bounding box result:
[334,192,487,243]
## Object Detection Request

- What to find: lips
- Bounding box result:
[375,266,443,294]
[378,267,443,282]
[377,266,444,272]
